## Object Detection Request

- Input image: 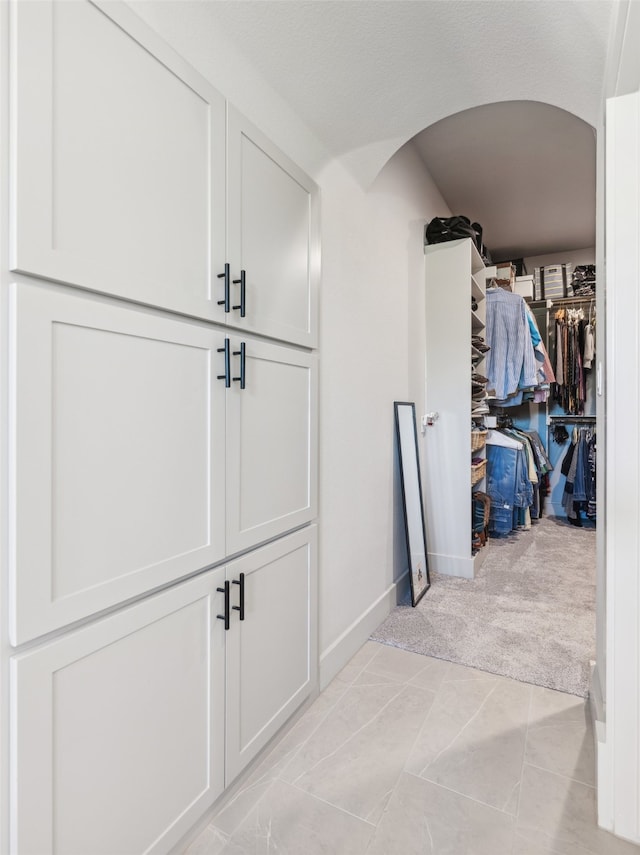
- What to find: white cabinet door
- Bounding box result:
[225,334,318,555]
[227,107,320,347]
[225,526,317,782]
[10,569,227,855]
[9,283,227,645]
[10,0,227,322]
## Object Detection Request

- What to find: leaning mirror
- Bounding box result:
[394,402,430,606]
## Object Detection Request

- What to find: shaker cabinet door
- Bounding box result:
[10,569,227,855]
[9,283,227,645]
[227,107,320,347]
[225,335,318,555]
[225,526,317,783]
[10,0,227,322]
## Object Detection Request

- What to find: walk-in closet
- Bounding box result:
[375,102,599,700]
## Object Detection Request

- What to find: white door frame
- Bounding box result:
[598,87,640,843]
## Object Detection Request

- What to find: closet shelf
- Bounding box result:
[471,276,485,302]
[471,310,485,330]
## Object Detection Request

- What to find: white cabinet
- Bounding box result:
[5,3,320,850]
[10,0,227,324]
[10,0,319,347]
[225,526,318,781]
[10,567,227,855]
[226,334,318,555]
[424,239,488,579]
[9,282,227,645]
[227,107,320,346]
[9,283,317,645]
[9,527,316,855]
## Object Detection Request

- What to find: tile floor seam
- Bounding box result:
[209,777,277,840]
[404,769,520,819]
[523,759,597,789]
[513,683,534,819]
[272,684,354,783]
[286,778,378,829]
[418,679,500,776]
[403,699,439,777]
[288,681,411,785]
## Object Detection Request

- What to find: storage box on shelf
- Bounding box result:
[533,263,574,301]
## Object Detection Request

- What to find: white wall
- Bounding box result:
[316,144,450,681]
[125,2,450,686]
[524,247,595,271]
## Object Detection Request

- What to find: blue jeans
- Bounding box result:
[486,444,533,535]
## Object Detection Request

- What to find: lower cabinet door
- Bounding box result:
[10,568,227,855]
[225,525,318,783]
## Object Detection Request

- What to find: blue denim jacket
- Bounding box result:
[486,444,534,535]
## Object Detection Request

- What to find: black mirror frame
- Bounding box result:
[394,401,431,606]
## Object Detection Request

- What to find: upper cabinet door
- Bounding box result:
[9,283,227,646]
[227,107,320,348]
[10,0,227,322]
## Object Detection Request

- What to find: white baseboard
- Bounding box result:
[318,572,409,690]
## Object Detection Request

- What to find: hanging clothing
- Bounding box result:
[552,307,594,415]
[561,427,596,523]
[485,429,551,535]
[485,288,538,401]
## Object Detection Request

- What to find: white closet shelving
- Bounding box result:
[424,238,492,579]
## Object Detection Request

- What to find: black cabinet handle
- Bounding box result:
[232,572,245,621]
[232,342,246,390]
[216,581,230,630]
[216,337,230,387]
[232,270,246,317]
[217,263,230,313]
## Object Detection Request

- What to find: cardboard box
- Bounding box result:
[514,275,534,299]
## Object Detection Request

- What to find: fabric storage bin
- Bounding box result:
[533,264,573,300]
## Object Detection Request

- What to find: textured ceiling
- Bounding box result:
[178,0,613,256]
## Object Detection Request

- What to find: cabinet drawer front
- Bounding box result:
[10,0,226,320]
[10,283,226,644]
[225,526,318,782]
[225,336,318,554]
[227,107,320,347]
[10,570,226,855]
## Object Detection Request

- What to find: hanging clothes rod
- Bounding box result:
[548,297,596,307]
[547,415,596,424]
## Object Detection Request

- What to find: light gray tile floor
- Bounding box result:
[184,641,640,855]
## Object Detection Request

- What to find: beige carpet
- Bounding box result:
[371,516,596,696]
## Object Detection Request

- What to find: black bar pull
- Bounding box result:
[232,270,246,318]
[232,572,245,621]
[216,337,230,387]
[217,263,230,313]
[232,342,246,390]
[216,581,230,630]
